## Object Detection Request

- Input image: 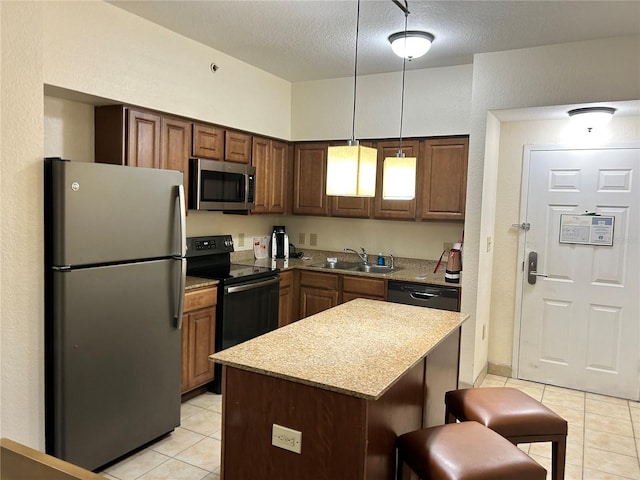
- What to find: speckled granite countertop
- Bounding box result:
[185,276,218,290]
[231,249,459,287]
[210,298,469,400]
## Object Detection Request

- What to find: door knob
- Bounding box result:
[527,251,548,285]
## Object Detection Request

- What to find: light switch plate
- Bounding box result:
[272,424,302,454]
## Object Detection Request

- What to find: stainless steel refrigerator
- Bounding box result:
[44,158,186,471]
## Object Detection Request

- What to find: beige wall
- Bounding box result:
[489,114,640,373]
[291,64,473,141]
[2,0,292,448]
[463,36,640,385]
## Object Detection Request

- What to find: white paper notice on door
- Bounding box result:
[559,214,614,246]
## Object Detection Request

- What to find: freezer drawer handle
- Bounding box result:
[225,276,280,294]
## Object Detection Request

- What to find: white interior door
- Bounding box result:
[517,144,640,400]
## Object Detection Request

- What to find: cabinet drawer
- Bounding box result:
[184,286,218,312]
[300,271,339,290]
[343,275,386,298]
[279,270,294,289]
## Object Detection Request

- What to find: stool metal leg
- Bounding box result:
[552,437,566,480]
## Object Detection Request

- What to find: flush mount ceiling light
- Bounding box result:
[568,106,616,132]
[388,31,434,59]
[326,0,377,197]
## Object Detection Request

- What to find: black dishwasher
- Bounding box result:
[387,281,459,311]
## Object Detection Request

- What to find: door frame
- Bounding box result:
[511,142,640,380]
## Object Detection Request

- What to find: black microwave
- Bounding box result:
[189,158,255,211]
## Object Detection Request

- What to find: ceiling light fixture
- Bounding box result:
[388,30,434,59]
[383,1,418,200]
[326,0,377,198]
[568,106,616,132]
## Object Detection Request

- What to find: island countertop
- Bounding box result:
[210,298,469,400]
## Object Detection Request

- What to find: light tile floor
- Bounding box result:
[101,375,640,480]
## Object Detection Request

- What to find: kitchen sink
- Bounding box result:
[311,261,360,270]
[311,261,400,274]
[352,264,399,274]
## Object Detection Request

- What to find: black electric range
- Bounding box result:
[185,235,280,393]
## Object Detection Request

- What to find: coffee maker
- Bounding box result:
[270,225,289,259]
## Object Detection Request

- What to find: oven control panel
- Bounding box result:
[186,235,234,256]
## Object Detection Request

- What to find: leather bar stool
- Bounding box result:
[396,421,547,480]
[445,387,568,480]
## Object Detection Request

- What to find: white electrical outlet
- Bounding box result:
[309,233,317,246]
[272,424,302,454]
[238,233,245,247]
[298,233,306,245]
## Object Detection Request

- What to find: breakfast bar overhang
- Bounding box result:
[210,298,470,480]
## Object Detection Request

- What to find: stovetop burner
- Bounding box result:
[186,235,278,285]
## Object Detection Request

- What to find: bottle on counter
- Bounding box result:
[377,253,385,266]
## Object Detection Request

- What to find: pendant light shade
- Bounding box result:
[325,0,377,197]
[327,141,377,197]
[383,152,416,200]
[382,2,423,201]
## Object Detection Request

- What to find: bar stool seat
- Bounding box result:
[396,421,547,480]
[445,387,568,480]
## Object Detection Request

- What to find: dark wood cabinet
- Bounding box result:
[181,286,217,394]
[331,196,371,218]
[299,271,340,318]
[373,140,420,220]
[192,123,224,160]
[225,130,252,164]
[252,137,289,214]
[342,275,386,302]
[278,270,295,327]
[95,106,192,207]
[161,116,192,201]
[293,143,329,216]
[127,109,162,169]
[419,137,468,221]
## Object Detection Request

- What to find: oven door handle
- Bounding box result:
[225,276,280,294]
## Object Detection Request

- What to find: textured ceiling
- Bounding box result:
[109,1,640,82]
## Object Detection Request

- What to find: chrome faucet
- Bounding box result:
[344,247,368,265]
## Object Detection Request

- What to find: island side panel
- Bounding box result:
[365,359,426,480]
[424,327,461,427]
[221,366,367,480]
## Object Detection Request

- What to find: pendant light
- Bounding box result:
[383,5,417,201]
[326,0,377,197]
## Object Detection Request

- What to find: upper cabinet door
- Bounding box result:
[419,137,468,221]
[293,143,329,216]
[225,130,252,164]
[269,140,288,214]
[161,116,192,207]
[252,137,289,214]
[127,109,161,169]
[373,140,420,220]
[192,123,223,160]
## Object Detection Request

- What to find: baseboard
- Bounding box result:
[487,362,512,378]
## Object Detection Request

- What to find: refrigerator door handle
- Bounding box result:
[176,184,187,258]
[174,258,186,329]
[173,184,187,329]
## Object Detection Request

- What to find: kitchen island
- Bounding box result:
[210,298,469,480]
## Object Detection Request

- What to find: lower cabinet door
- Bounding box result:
[181,306,216,394]
[299,287,339,318]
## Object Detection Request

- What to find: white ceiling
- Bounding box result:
[108,0,640,82]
